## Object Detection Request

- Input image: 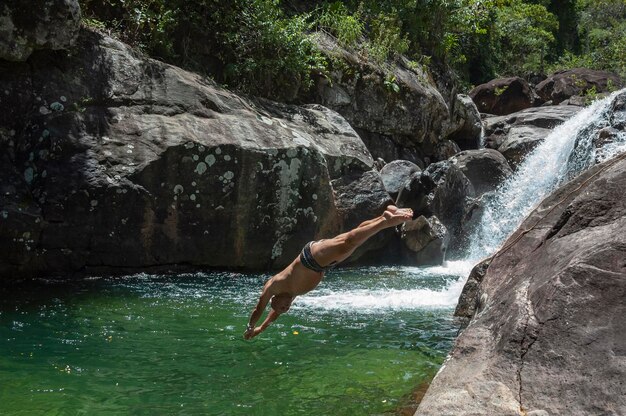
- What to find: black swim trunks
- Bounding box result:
[299,241,336,273]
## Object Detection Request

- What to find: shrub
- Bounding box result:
[79,0,326,101]
[317,2,364,47]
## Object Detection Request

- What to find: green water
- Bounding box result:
[0,266,463,415]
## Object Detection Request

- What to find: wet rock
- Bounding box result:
[536,68,623,104]
[483,105,581,167]
[469,77,539,115]
[397,161,474,249]
[433,139,461,162]
[451,149,512,196]
[0,29,385,277]
[0,0,81,61]
[379,160,421,200]
[400,216,448,265]
[593,127,624,161]
[454,258,491,319]
[417,155,626,415]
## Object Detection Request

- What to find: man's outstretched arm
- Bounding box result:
[246,309,281,339]
[244,288,272,339]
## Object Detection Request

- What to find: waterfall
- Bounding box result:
[300,90,625,312]
[466,89,626,262]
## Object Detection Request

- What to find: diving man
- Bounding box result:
[244,205,413,339]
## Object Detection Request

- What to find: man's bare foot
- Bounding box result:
[383,205,413,226]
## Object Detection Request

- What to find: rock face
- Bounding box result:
[416,155,626,415]
[0,29,388,278]
[397,161,475,249]
[451,149,512,195]
[307,33,455,165]
[0,0,81,61]
[423,161,475,241]
[484,105,581,167]
[453,258,490,319]
[536,68,624,105]
[469,77,538,115]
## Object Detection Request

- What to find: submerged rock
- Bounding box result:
[0,29,386,278]
[417,155,626,415]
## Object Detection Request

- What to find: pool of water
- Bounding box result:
[0,264,467,415]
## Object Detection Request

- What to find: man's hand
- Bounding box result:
[243,326,262,340]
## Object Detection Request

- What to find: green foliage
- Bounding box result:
[80,0,175,58]
[582,84,598,104]
[383,74,400,93]
[209,2,326,99]
[492,0,559,75]
[79,0,625,98]
[317,2,364,46]
[494,85,509,96]
[79,0,325,101]
[364,13,410,63]
[575,0,626,77]
[82,17,107,31]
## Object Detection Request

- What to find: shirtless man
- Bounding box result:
[243,205,413,340]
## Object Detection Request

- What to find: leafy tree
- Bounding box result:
[576,0,626,76]
[491,0,559,75]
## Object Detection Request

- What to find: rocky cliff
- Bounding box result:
[0,27,399,278]
[0,0,493,278]
[416,151,626,415]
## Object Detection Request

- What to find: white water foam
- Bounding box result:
[296,261,473,312]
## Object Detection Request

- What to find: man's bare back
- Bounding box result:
[244,205,413,339]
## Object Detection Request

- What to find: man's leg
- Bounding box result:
[310,205,412,267]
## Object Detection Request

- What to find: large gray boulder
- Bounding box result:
[416,155,626,415]
[397,161,475,249]
[451,149,512,195]
[0,29,385,278]
[423,161,475,240]
[0,0,81,61]
[379,160,421,200]
[484,105,581,167]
